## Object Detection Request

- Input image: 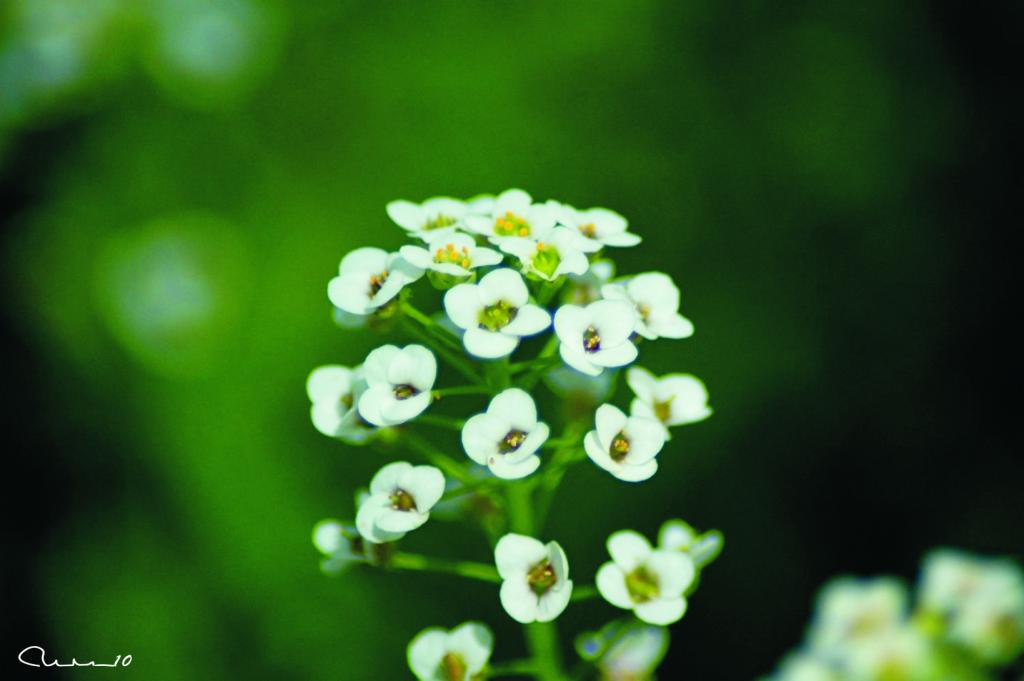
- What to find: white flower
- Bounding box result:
[554,300,638,376]
[808,577,907,652]
[357,344,436,426]
[602,272,693,340]
[306,365,373,443]
[407,621,493,681]
[843,626,937,681]
[627,366,711,439]
[327,247,423,316]
[499,227,590,282]
[311,519,365,573]
[386,196,468,241]
[657,519,723,569]
[400,232,503,279]
[495,533,573,623]
[461,389,548,479]
[771,654,842,681]
[355,461,445,544]
[444,269,551,358]
[597,624,669,681]
[584,404,665,482]
[596,530,695,625]
[555,202,640,251]
[564,259,615,306]
[465,188,557,243]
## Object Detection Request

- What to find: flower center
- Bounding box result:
[434,242,472,269]
[531,242,561,278]
[637,303,651,321]
[499,429,528,454]
[340,392,354,410]
[495,210,530,237]
[439,652,468,681]
[424,214,457,231]
[625,565,660,603]
[609,432,631,461]
[389,489,417,511]
[368,270,389,297]
[393,384,419,400]
[582,326,601,353]
[653,398,673,423]
[478,300,518,331]
[527,559,558,595]
[579,222,597,238]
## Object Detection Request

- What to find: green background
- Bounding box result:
[2,1,1019,679]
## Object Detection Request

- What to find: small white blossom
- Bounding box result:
[770,654,842,681]
[596,530,695,625]
[399,232,503,279]
[584,404,665,482]
[465,188,557,243]
[657,519,723,569]
[327,247,423,316]
[627,366,711,439]
[495,533,573,623]
[602,272,693,340]
[461,389,548,479]
[357,344,436,426]
[444,269,551,358]
[499,226,590,282]
[407,621,493,681]
[554,300,638,376]
[597,624,669,680]
[808,577,907,652]
[312,519,365,573]
[843,626,937,681]
[564,259,615,306]
[306,365,373,443]
[355,461,445,544]
[555,202,640,251]
[386,196,468,241]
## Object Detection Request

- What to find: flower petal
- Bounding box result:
[596,562,634,609]
[339,247,388,275]
[502,304,551,337]
[595,404,628,448]
[407,627,447,680]
[500,578,539,623]
[461,413,504,464]
[356,386,392,427]
[375,507,429,532]
[444,283,485,330]
[369,461,413,494]
[479,268,528,307]
[626,366,658,403]
[381,390,431,424]
[536,580,572,622]
[613,459,658,482]
[489,388,537,428]
[488,453,540,480]
[559,343,601,376]
[447,622,493,673]
[464,328,518,358]
[553,304,590,342]
[400,465,446,511]
[590,300,637,347]
[495,533,547,579]
[646,550,696,598]
[607,530,653,570]
[634,597,687,625]
[306,365,352,402]
[591,341,638,368]
[363,345,400,386]
[386,201,425,231]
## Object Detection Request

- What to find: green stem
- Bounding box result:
[401,300,463,350]
[389,552,500,583]
[417,413,467,430]
[433,385,493,398]
[404,431,473,483]
[487,659,538,678]
[569,584,599,602]
[441,477,499,501]
[521,335,561,390]
[400,317,483,384]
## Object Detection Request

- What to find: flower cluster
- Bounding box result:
[762,549,1024,681]
[306,189,719,680]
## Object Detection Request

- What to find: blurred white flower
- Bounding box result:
[407,621,493,681]
[597,623,669,681]
[809,577,907,653]
[444,269,550,358]
[843,626,937,681]
[465,188,557,243]
[770,654,842,681]
[357,344,436,426]
[461,388,548,479]
[311,518,364,574]
[499,226,590,282]
[626,366,711,438]
[657,519,723,569]
[602,272,693,340]
[555,202,640,251]
[386,196,468,241]
[584,404,665,482]
[596,530,695,625]
[554,300,638,376]
[306,364,373,443]
[327,247,423,316]
[495,533,573,623]
[399,232,503,279]
[355,461,445,544]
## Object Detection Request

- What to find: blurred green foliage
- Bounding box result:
[5,1,1013,679]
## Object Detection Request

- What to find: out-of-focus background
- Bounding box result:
[2,1,1019,679]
